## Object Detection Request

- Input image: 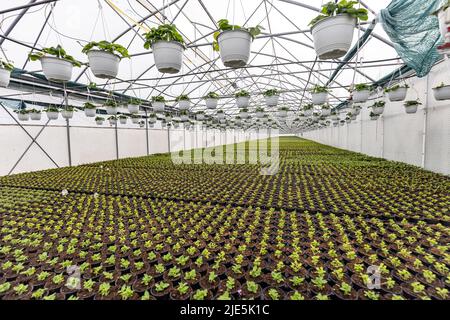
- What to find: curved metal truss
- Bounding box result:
[0,0,404,132]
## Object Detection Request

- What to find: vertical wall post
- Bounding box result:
[422,74,430,168]
[115,121,119,160]
[145,109,149,155]
[64,85,72,166]
[167,127,171,153]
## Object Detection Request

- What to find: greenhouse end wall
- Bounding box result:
[302,61,450,176]
[0,116,265,176]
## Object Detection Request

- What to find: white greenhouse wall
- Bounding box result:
[303,61,450,176]
[0,105,268,176]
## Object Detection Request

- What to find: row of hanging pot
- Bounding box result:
[0,1,369,86]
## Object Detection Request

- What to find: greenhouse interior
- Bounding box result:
[0,0,449,303]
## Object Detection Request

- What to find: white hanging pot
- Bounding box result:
[106,106,118,115]
[131,117,140,124]
[128,104,139,114]
[370,115,379,121]
[304,109,313,117]
[331,114,339,121]
[205,98,218,109]
[149,117,157,124]
[148,123,154,128]
[18,113,29,121]
[152,101,165,112]
[197,114,205,121]
[178,100,190,110]
[353,90,370,103]
[311,92,328,105]
[256,111,264,118]
[87,50,120,79]
[40,56,73,82]
[311,14,356,60]
[61,110,74,119]
[351,114,357,120]
[217,30,252,68]
[278,110,288,118]
[29,112,42,120]
[265,95,279,107]
[180,114,189,121]
[46,111,59,120]
[321,109,331,116]
[240,111,249,118]
[433,85,450,100]
[119,117,127,125]
[404,105,418,114]
[372,106,384,115]
[0,68,11,87]
[84,108,97,117]
[217,113,225,120]
[109,119,117,126]
[152,41,184,74]
[387,88,408,102]
[236,96,250,108]
[96,119,104,125]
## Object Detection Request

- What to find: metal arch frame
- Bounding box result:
[0,0,408,134]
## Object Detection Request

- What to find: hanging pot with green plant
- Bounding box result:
[95,116,105,125]
[235,90,250,108]
[179,110,189,122]
[404,100,421,114]
[255,107,265,118]
[83,102,97,117]
[196,111,205,121]
[263,89,280,107]
[204,92,219,109]
[28,45,81,82]
[15,109,30,121]
[143,24,185,74]
[108,116,117,126]
[61,106,76,119]
[330,109,339,121]
[278,106,289,118]
[352,83,371,103]
[433,82,450,101]
[45,105,60,120]
[309,1,368,59]
[303,103,314,116]
[239,108,249,118]
[371,101,385,115]
[28,108,42,121]
[213,19,263,68]
[311,85,329,105]
[104,100,118,115]
[148,113,157,124]
[130,114,141,124]
[127,98,141,114]
[320,103,331,116]
[82,41,129,79]
[176,94,190,110]
[152,96,166,112]
[385,84,409,102]
[0,59,13,87]
[369,111,379,120]
[119,115,128,125]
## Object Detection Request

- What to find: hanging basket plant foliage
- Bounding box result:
[213,19,263,68]
[28,45,82,82]
[143,24,185,74]
[82,41,129,79]
[309,1,368,60]
[0,59,13,88]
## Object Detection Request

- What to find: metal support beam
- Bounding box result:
[0,0,57,16]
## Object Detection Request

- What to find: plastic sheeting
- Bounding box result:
[379,0,445,77]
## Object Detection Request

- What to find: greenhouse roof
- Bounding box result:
[0,0,403,130]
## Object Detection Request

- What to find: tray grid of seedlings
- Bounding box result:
[0,137,449,300]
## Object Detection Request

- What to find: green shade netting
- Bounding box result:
[379,0,445,77]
